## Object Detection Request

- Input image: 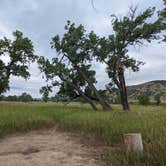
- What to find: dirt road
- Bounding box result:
[0,129,105,166]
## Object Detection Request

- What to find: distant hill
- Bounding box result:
[105,80,166,103]
[127,80,166,103]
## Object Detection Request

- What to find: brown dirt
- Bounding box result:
[0,128,106,166]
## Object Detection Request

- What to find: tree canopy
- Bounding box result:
[38,53,99,110]
[38,21,111,110]
[0,30,36,95]
[159,0,166,41]
[93,7,165,111]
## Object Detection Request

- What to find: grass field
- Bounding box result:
[0,102,166,166]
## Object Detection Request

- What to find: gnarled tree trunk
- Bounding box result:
[71,82,98,111]
[64,55,112,111]
[74,64,112,111]
[117,63,130,111]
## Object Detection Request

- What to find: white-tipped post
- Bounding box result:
[124,133,143,152]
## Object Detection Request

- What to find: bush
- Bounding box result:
[18,92,33,102]
[138,94,149,105]
[154,93,161,106]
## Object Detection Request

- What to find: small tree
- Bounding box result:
[19,92,33,102]
[138,93,149,105]
[154,93,161,106]
[0,30,36,95]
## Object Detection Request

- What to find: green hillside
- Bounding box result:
[127,80,166,103]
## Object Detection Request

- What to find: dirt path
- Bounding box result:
[0,129,105,166]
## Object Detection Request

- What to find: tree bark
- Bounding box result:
[117,64,130,111]
[73,64,112,111]
[0,87,3,95]
[64,55,112,111]
[69,82,98,111]
[0,62,13,95]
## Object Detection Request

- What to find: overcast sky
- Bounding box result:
[0,0,165,98]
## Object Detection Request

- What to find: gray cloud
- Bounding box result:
[0,0,165,97]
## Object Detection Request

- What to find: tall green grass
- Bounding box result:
[0,102,166,165]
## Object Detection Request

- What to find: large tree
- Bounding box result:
[94,7,164,111]
[51,21,112,110]
[38,56,99,110]
[0,30,36,95]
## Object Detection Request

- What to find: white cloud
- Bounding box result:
[0,21,12,38]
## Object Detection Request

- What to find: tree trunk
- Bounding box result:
[117,65,130,111]
[0,87,3,95]
[0,79,9,95]
[74,64,112,111]
[64,55,112,111]
[69,82,98,111]
[0,65,12,95]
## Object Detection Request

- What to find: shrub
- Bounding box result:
[154,93,161,106]
[138,94,149,105]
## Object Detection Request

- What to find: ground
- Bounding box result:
[0,102,166,165]
[0,128,105,166]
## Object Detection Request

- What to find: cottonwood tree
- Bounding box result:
[0,30,36,95]
[38,56,99,110]
[51,21,112,110]
[94,7,164,111]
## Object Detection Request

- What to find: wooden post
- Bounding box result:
[124,133,143,152]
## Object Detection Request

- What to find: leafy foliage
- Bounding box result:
[0,92,33,102]
[159,0,166,41]
[0,31,36,94]
[19,92,33,102]
[38,53,98,110]
[138,93,149,105]
[94,7,165,110]
[38,22,111,110]
[51,21,98,65]
[154,93,161,106]
[38,56,96,100]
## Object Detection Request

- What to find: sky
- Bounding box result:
[0,0,165,98]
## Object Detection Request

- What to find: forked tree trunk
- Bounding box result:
[117,63,130,111]
[74,65,112,111]
[65,55,112,111]
[69,82,98,111]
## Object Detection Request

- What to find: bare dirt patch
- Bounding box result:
[0,128,106,166]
